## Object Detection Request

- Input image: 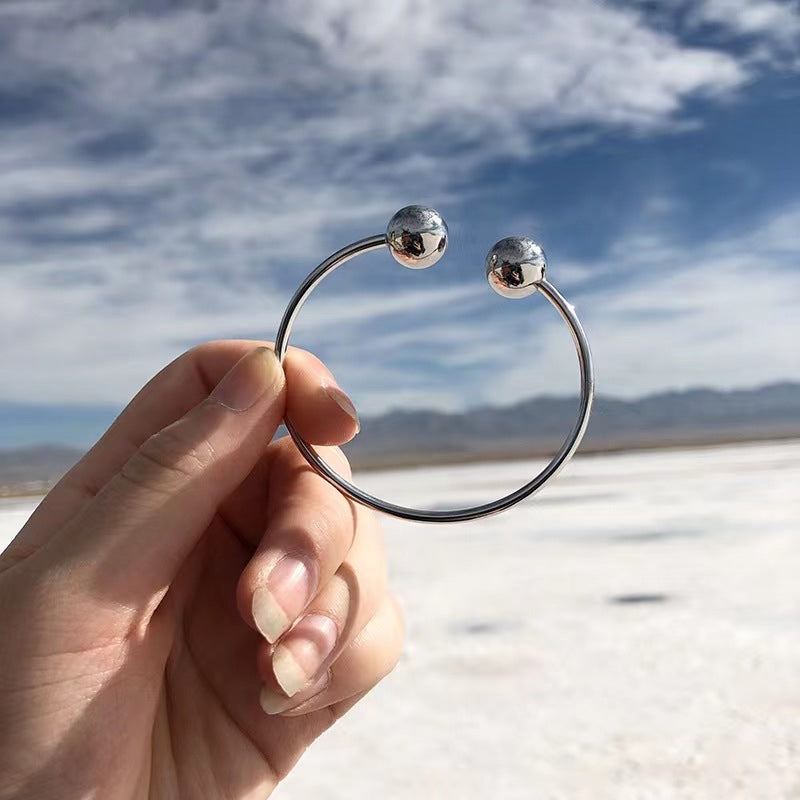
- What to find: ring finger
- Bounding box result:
[264,594,404,717]
[256,503,388,713]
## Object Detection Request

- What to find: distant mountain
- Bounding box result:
[343,381,800,468]
[1,383,799,492]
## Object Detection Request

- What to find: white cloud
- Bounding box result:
[481,204,800,406]
[0,245,484,405]
[0,1,798,417]
[281,202,800,414]
[690,0,800,44]
[0,0,769,270]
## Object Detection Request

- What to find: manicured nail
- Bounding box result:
[259,671,329,716]
[324,382,360,431]
[272,614,338,697]
[210,347,281,412]
[252,556,315,643]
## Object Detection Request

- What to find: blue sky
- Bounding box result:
[1,0,799,447]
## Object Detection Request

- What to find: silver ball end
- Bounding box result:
[386,205,448,269]
[485,236,547,298]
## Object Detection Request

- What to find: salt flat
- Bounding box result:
[2,441,799,798]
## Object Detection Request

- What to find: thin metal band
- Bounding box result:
[274,235,595,523]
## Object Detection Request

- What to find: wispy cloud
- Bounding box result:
[0,0,799,434]
[325,204,800,412]
[688,0,800,46]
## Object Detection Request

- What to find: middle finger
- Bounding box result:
[236,438,358,644]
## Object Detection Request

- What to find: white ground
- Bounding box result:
[2,441,799,798]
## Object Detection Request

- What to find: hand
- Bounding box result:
[0,342,404,799]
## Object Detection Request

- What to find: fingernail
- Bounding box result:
[272,614,338,697]
[252,556,315,643]
[323,382,360,432]
[260,671,329,715]
[210,347,282,412]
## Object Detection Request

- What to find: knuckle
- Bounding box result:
[121,426,215,494]
[305,498,355,558]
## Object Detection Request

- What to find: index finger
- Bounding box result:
[10,341,358,561]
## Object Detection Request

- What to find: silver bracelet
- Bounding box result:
[275,206,595,523]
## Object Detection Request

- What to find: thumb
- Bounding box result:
[46,346,286,608]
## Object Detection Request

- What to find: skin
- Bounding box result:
[0,341,404,799]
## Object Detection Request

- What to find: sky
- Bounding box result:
[1,0,799,447]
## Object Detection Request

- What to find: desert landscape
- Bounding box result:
[2,440,798,798]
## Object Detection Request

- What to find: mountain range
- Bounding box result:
[344,381,800,468]
[1,382,799,492]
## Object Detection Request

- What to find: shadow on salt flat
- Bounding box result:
[604,528,704,543]
[447,619,523,637]
[608,593,672,605]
